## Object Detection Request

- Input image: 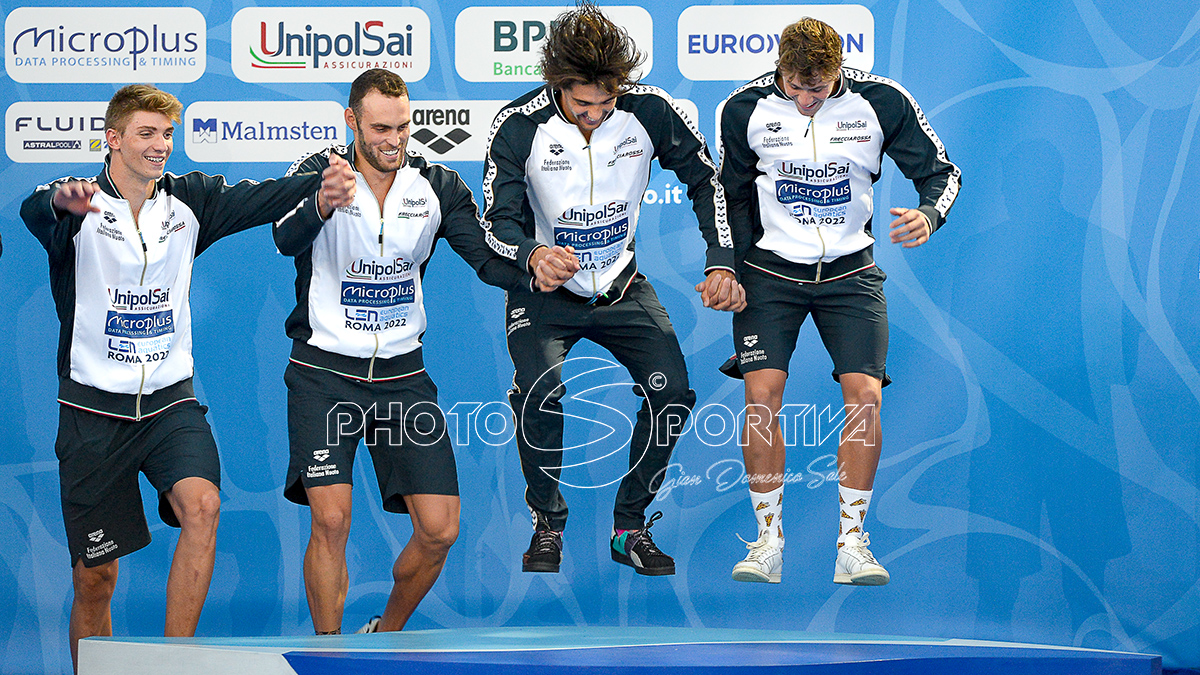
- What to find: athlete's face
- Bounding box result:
[107,111,173,185]
[347,90,411,175]
[779,71,838,117]
[560,83,618,137]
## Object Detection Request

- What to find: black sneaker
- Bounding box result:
[611,511,675,576]
[522,515,562,573]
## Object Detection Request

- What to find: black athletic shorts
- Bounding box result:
[284,362,458,513]
[730,263,891,386]
[56,400,221,568]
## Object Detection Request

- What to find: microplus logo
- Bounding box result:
[677,5,873,81]
[454,6,653,82]
[230,7,430,83]
[5,7,206,83]
[6,101,108,164]
[184,101,345,163]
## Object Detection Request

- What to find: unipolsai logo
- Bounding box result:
[230,7,430,83]
[5,7,206,83]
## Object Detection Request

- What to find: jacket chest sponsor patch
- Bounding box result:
[554,201,631,273]
[104,285,175,365]
[340,256,416,332]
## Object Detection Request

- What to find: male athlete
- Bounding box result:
[481,0,744,577]
[719,17,960,585]
[20,84,354,669]
[277,69,528,633]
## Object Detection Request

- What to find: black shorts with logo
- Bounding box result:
[284,361,458,513]
[731,263,891,386]
[56,400,221,568]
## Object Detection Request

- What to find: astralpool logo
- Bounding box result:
[230,7,430,83]
[5,7,205,83]
[677,5,873,81]
[184,101,345,163]
[454,6,652,82]
[6,101,108,163]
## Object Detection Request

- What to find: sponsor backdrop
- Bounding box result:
[1,0,1197,673]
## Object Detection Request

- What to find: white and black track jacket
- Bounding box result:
[277,144,528,381]
[21,158,322,420]
[481,84,733,301]
[719,68,961,283]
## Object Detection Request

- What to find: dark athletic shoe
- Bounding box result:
[522,514,563,573]
[611,511,675,576]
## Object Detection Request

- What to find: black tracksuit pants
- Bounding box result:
[505,276,696,532]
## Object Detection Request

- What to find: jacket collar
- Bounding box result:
[98,153,161,202]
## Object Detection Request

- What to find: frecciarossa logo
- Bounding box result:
[230,7,430,83]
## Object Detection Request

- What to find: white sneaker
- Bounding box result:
[833,533,889,586]
[731,534,783,583]
[355,616,381,633]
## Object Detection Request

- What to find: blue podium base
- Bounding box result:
[80,626,1161,675]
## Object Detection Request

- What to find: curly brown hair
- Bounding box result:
[349,68,409,117]
[104,84,182,134]
[540,0,645,94]
[777,17,843,83]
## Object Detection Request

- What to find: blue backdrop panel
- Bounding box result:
[1,0,1197,673]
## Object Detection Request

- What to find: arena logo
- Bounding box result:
[6,101,108,163]
[454,6,653,82]
[4,7,205,83]
[677,5,873,81]
[184,101,345,163]
[407,100,507,162]
[230,7,430,83]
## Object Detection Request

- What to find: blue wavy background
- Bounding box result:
[0,0,1196,672]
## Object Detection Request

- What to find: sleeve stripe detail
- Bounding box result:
[478,90,552,261]
[845,68,961,218]
[626,84,733,249]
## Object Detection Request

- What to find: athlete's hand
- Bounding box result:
[889,207,930,248]
[531,245,580,291]
[52,181,101,216]
[695,269,746,312]
[318,153,356,219]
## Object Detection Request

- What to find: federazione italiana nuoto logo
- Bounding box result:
[5,7,205,83]
[454,6,652,83]
[230,7,430,83]
[677,5,873,82]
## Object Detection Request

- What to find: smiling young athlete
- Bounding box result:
[480,0,744,577]
[718,17,961,585]
[20,84,354,670]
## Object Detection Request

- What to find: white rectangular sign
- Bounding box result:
[185,101,346,163]
[6,101,109,164]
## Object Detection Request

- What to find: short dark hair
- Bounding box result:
[540,0,644,94]
[348,69,409,117]
[777,17,843,83]
[105,84,182,134]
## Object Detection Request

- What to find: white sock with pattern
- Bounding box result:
[837,485,872,548]
[750,486,784,543]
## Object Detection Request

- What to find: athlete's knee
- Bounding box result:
[744,378,785,412]
[413,517,458,556]
[173,483,221,532]
[73,561,118,604]
[310,502,353,541]
[841,376,882,410]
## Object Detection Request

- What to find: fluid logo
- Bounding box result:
[407,100,507,163]
[454,6,653,82]
[5,7,205,83]
[184,101,345,163]
[677,5,873,81]
[230,7,430,83]
[6,101,108,163]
